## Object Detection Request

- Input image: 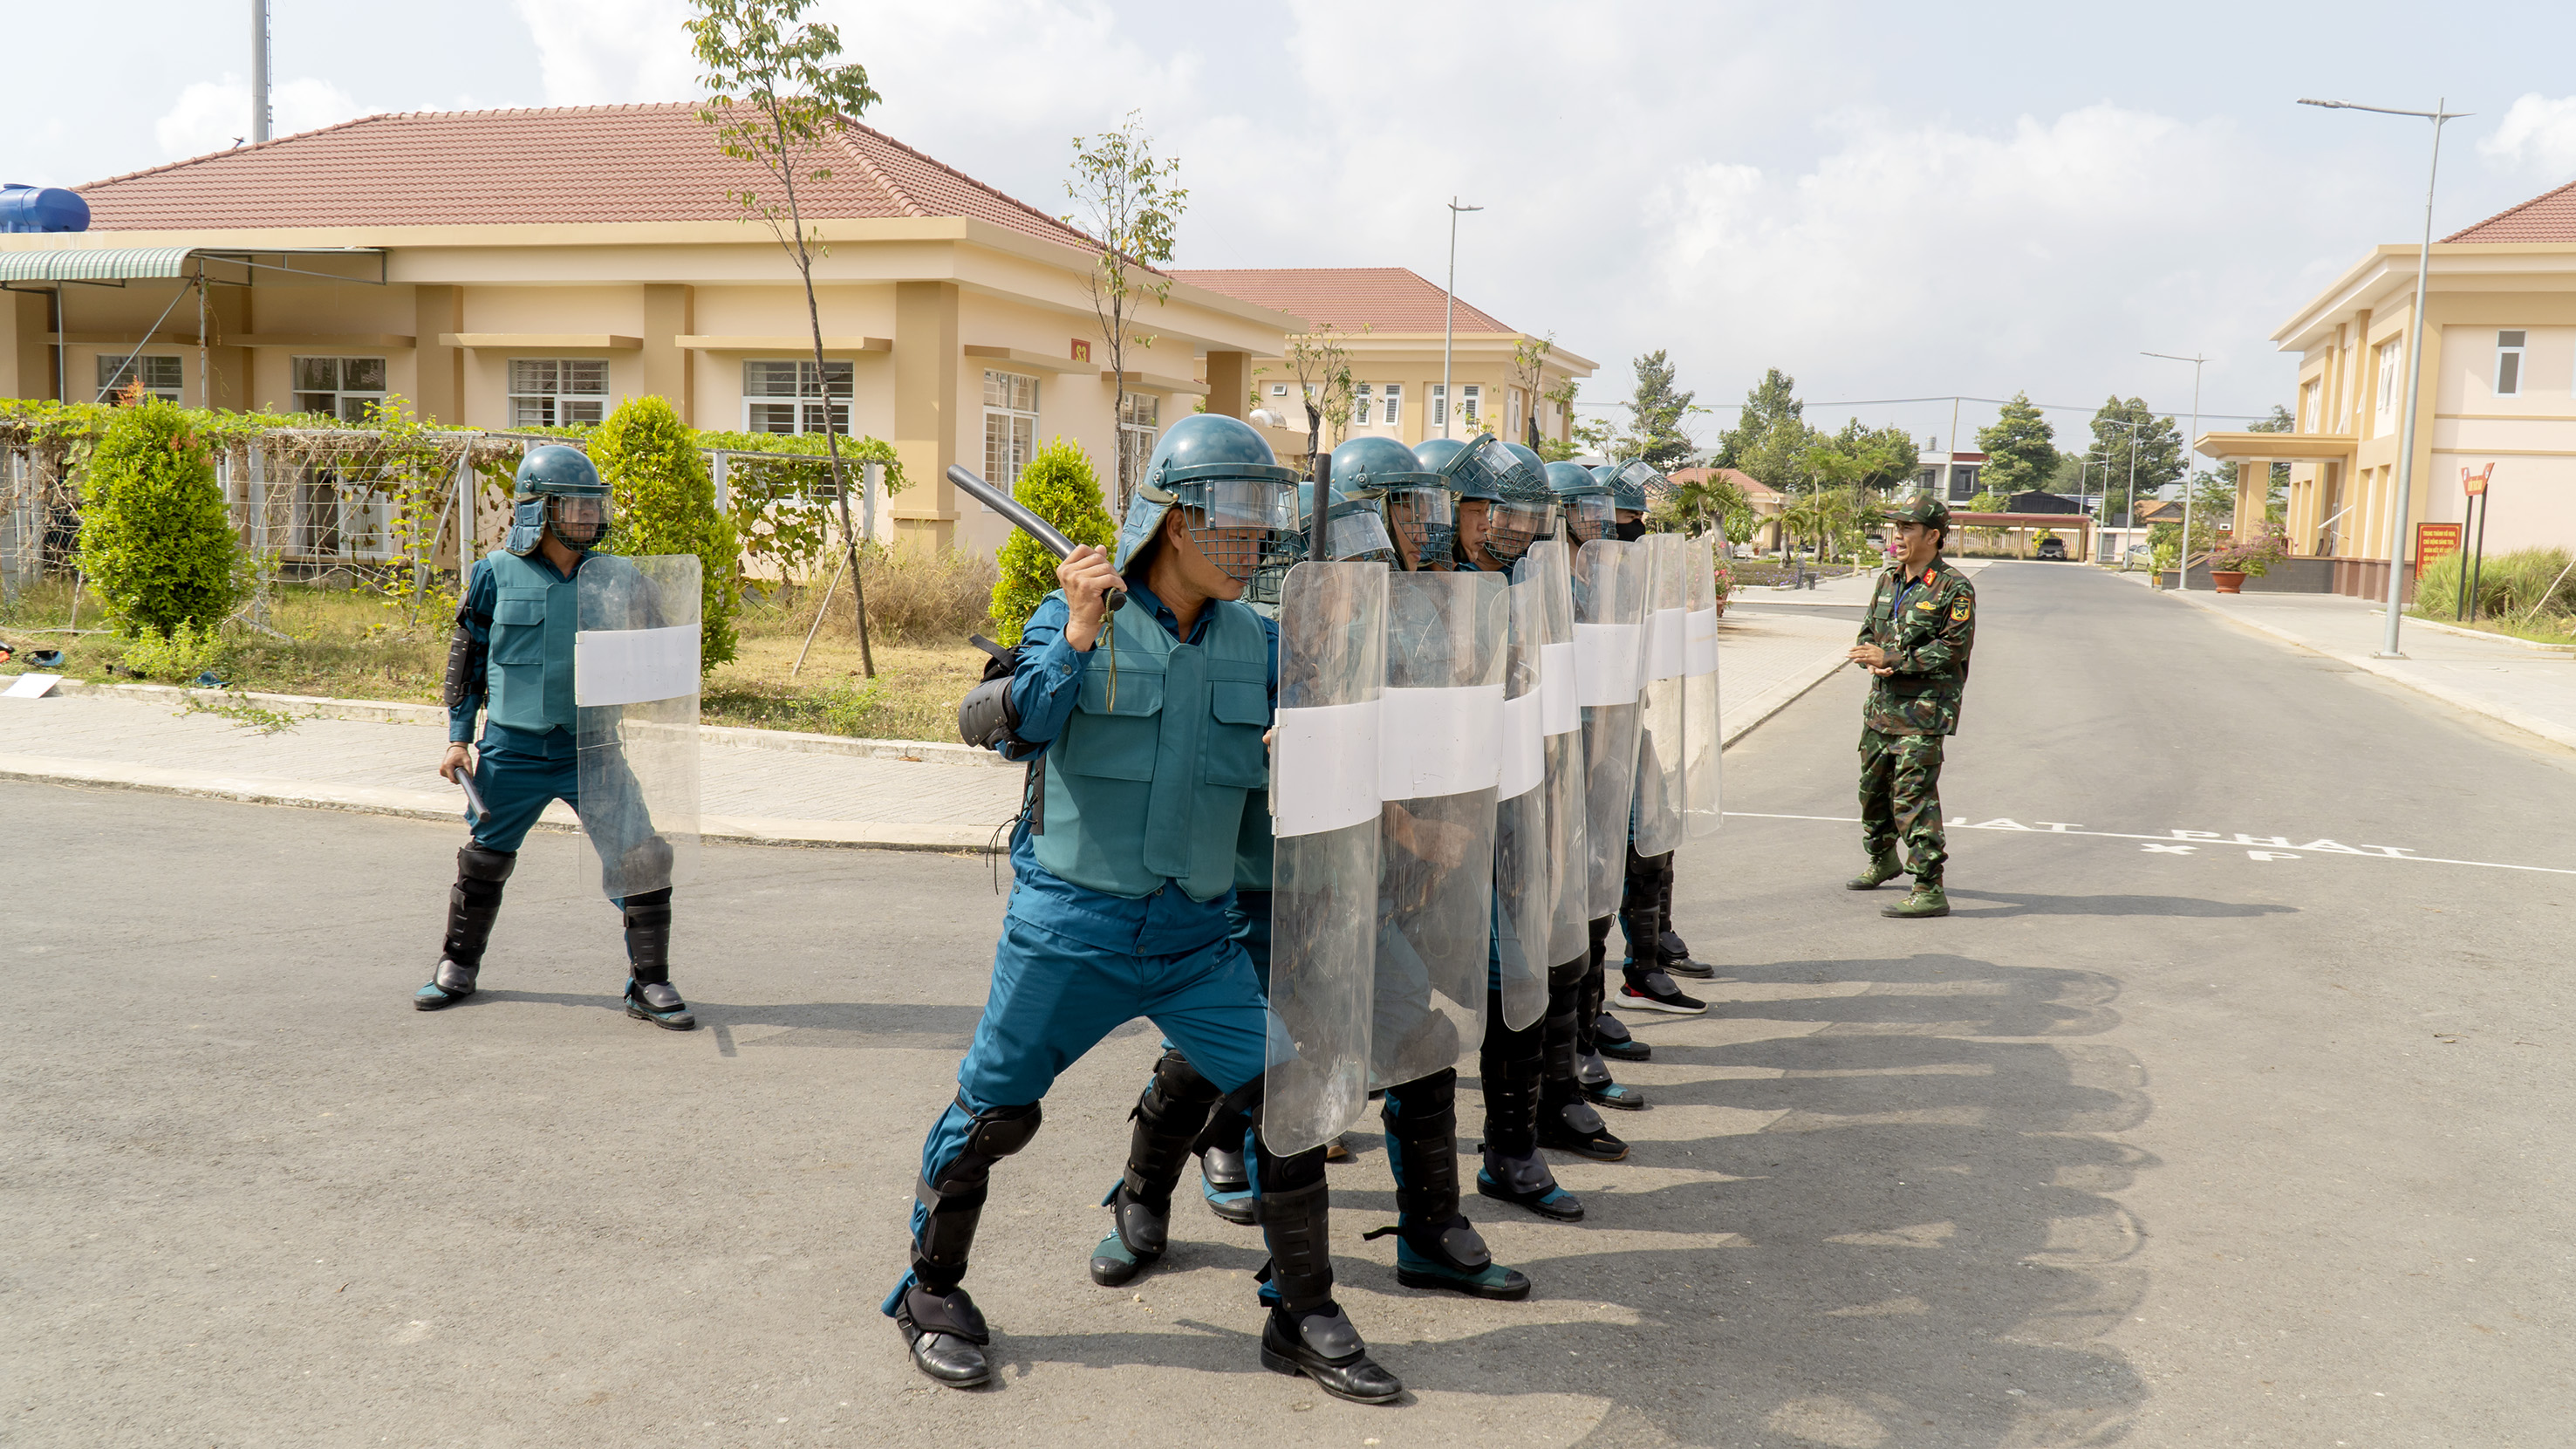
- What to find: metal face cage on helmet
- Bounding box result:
[1334,436,1451,570]
[1485,440,1559,567]
[1545,461,1616,545]
[1120,414,1302,584]
[1603,460,1662,514]
[506,444,612,557]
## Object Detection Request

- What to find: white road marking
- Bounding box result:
[1722,811,2576,877]
[2142,844,2197,854]
[2248,851,2301,862]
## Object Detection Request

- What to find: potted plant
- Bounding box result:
[2205,530,2286,595]
[1709,557,1733,615]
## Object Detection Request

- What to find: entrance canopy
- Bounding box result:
[0,247,385,286]
[1951,510,2094,561]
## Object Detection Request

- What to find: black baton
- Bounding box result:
[455,764,488,819]
[946,464,1126,613]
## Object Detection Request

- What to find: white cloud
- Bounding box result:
[2480,93,2576,177]
[153,74,365,163]
[514,0,699,104]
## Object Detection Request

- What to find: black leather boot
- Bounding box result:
[415,844,512,1010]
[1538,947,1629,1160]
[1477,988,1585,1220]
[1656,858,1713,978]
[1198,1102,1259,1226]
[1365,1070,1529,1300]
[894,1097,1042,1390]
[619,888,694,1030]
[1254,1165,1403,1405]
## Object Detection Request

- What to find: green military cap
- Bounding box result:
[1887,492,1951,529]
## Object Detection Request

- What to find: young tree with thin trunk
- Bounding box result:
[1064,113,1187,512]
[690,0,882,676]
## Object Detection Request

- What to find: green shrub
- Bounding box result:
[119,619,231,682]
[591,395,741,672]
[989,437,1116,646]
[2415,546,2576,622]
[75,398,244,639]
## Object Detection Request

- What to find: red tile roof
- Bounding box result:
[73,103,1095,249]
[1666,466,1781,502]
[1170,267,1514,333]
[2444,175,2576,243]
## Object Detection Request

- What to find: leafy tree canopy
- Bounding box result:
[1975,392,2057,496]
[1712,368,1817,496]
[1619,349,1698,473]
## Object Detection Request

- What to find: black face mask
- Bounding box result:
[1614,519,1647,542]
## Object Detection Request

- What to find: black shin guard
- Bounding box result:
[1478,990,1544,1159]
[1381,1070,1464,1227]
[1620,844,1664,967]
[1254,1142,1334,1312]
[1656,856,1691,964]
[912,1097,1042,1296]
[1578,917,1611,1056]
[444,844,515,966]
[1123,1049,1222,1219]
[620,886,673,986]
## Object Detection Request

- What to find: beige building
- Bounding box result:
[2197,175,2576,594]
[1168,268,1595,464]
[0,104,1299,557]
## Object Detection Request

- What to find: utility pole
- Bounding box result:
[250,0,272,143]
[1441,197,1483,440]
[2299,96,2467,656]
[2142,352,2207,590]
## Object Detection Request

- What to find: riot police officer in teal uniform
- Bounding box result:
[419,446,694,1031]
[887,415,1402,1405]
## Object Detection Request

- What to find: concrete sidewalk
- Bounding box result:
[0,607,1859,849]
[2156,582,2576,751]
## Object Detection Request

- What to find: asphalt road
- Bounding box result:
[5,561,2571,1448]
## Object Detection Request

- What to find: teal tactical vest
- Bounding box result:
[1234,788,1275,892]
[1036,592,1271,901]
[482,549,580,735]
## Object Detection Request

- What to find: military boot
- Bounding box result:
[1846,850,1905,891]
[1595,1010,1652,1063]
[415,844,513,1010]
[1091,1049,1220,1285]
[1368,1072,1530,1301]
[619,888,695,1030]
[1255,1173,1404,1405]
[1197,1104,1260,1227]
[1882,881,1951,918]
[1657,870,1714,978]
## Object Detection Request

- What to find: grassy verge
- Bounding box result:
[1,549,1001,744]
[2403,609,2576,648]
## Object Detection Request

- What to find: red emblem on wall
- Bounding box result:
[1070,339,1092,363]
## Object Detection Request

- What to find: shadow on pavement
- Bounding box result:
[1944,888,2299,919]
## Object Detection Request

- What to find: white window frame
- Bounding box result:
[2495,330,2525,398]
[1269,382,1288,398]
[982,369,1041,496]
[1381,383,1402,428]
[2375,338,2402,419]
[1507,388,1523,441]
[96,353,183,404]
[742,359,853,435]
[1117,391,1159,495]
[290,355,388,422]
[1352,382,1373,427]
[1460,384,1481,427]
[508,358,611,428]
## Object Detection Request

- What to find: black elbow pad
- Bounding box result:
[957,634,1025,751]
[444,630,482,708]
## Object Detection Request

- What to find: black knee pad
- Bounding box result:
[1254,1140,1327,1195]
[455,844,515,906]
[621,885,673,931]
[926,1097,1042,1197]
[1148,1048,1223,1107]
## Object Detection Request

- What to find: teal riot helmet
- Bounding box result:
[1548,461,1616,543]
[1479,438,1559,565]
[506,444,612,556]
[1117,413,1301,582]
[1333,434,1449,570]
[1596,459,1662,515]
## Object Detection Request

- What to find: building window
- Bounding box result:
[1431,384,1445,429]
[96,354,182,404]
[2375,338,2402,418]
[1460,384,1481,426]
[1269,383,1288,397]
[1507,388,1523,441]
[2496,330,2525,397]
[1352,383,1374,427]
[508,359,609,427]
[1118,392,1159,494]
[1382,383,1402,428]
[982,369,1040,489]
[743,359,852,434]
[291,356,387,422]
[1951,467,1978,501]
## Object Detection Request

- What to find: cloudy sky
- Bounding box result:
[11,0,2576,452]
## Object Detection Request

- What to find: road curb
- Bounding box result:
[1720,648,1850,747]
[0,753,1002,854]
[2167,591,2576,754]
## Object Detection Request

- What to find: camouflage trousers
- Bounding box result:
[1858,728,1946,884]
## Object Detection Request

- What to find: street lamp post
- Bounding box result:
[1441,197,1483,440]
[2142,352,2205,591]
[2298,97,2468,657]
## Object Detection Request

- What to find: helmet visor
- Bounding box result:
[1328,509,1397,563]
[1382,485,1456,567]
[545,494,612,550]
[1563,493,1616,543]
[1484,498,1556,564]
[1616,460,1661,493]
[1183,478,1295,584]
[1451,436,1520,498]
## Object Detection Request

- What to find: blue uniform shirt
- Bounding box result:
[1001,575,1279,958]
[446,551,584,755]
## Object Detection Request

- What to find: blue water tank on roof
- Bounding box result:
[0,186,90,233]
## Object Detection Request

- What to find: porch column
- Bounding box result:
[1204,350,1250,420]
[641,284,694,422]
[413,286,465,427]
[2234,461,2262,538]
[893,280,960,552]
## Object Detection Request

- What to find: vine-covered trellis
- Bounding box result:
[0,398,908,617]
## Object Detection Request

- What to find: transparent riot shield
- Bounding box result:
[1263,561,1389,1156]
[1573,538,1647,920]
[1518,539,1590,969]
[1682,537,1725,839]
[1371,570,1507,1091]
[1490,576,1550,1032]
[1630,532,1691,858]
[573,555,702,900]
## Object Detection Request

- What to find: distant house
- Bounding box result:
[2005,490,2082,515]
[1663,465,1785,551]
[1917,448,1987,502]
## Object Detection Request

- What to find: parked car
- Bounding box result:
[2036,537,2067,561]
[2120,544,2154,571]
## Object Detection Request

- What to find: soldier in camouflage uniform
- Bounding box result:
[1845,494,1975,918]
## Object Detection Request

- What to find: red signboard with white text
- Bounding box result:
[2415,522,2462,566]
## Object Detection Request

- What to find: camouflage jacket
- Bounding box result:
[1857,557,1975,736]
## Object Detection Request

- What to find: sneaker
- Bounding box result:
[1618,968,1706,1015]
